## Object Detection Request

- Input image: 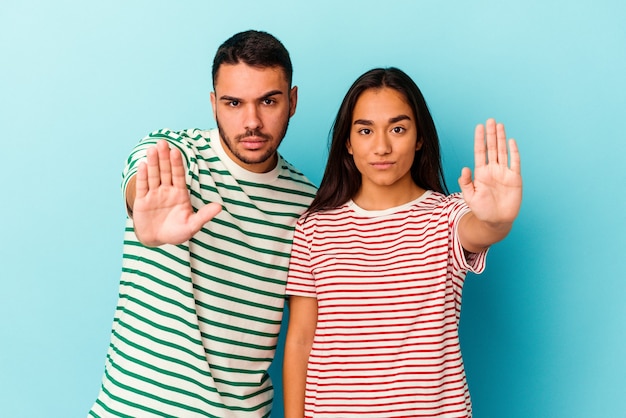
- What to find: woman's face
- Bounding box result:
[347,87,422,193]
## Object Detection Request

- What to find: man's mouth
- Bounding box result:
[240,137,267,150]
[237,131,271,150]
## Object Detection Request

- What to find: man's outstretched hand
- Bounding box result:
[131,140,222,247]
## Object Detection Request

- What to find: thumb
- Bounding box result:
[189,202,223,232]
[458,167,474,201]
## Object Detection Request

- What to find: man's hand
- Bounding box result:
[458,118,522,225]
[131,140,222,247]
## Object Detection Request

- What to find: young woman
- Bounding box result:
[283,67,522,418]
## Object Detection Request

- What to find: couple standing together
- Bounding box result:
[89,30,522,418]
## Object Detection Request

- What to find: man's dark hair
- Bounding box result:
[212,30,293,87]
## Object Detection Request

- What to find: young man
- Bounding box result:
[89,30,317,418]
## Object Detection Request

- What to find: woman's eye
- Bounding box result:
[359,128,372,135]
[392,126,405,134]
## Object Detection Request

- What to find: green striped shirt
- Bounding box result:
[89,128,317,418]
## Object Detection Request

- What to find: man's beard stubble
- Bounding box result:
[216,115,290,166]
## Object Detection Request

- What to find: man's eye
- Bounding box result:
[263,98,275,105]
[228,100,240,107]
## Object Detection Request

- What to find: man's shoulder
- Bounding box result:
[141,127,215,144]
[276,156,317,193]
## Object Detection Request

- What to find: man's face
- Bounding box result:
[210,63,297,173]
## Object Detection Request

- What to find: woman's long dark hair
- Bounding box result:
[307,67,448,214]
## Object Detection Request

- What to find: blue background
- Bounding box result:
[1,1,625,417]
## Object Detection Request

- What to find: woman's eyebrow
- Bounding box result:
[353,114,412,126]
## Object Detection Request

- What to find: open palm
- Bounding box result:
[132,140,222,247]
[458,119,522,224]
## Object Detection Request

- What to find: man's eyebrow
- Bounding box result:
[219,95,240,101]
[219,90,284,101]
[260,90,283,98]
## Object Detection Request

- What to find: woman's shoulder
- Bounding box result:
[297,203,353,225]
[420,190,464,206]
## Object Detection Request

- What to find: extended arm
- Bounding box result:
[126,139,222,247]
[457,119,522,253]
[283,295,318,418]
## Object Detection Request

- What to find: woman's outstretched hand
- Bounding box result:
[459,118,522,224]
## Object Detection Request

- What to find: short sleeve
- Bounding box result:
[121,129,195,215]
[446,194,488,275]
[285,216,317,298]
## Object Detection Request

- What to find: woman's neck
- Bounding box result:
[352,181,426,211]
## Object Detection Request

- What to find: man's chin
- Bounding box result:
[234,148,277,167]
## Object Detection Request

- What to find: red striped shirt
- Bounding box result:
[286,191,487,417]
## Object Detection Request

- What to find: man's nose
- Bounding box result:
[243,104,262,131]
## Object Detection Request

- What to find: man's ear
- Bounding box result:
[210,91,217,121]
[289,86,298,118]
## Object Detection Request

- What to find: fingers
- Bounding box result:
[144,140,185,190]
[485,118,498,166]
[474,123,486,169]
[135,163,148,199]
[476,118,513,167]
[157,140,173,186]
[170,147,187,189]
[497,122,508,167]
[508,138,521,174]
[146,145,161,190]
[458,167,474,200]
[193,202,223,228]
[185,203,223,239]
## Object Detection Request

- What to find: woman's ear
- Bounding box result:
[416,137,424,151]
[346,138,353,155]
